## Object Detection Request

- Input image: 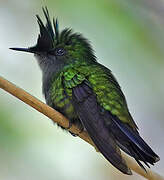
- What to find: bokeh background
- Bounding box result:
[0,0,164,179]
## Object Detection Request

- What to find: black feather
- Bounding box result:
[60,28,72,42]
[42,7,54,40]
[113,117,159,161]
[31,7,59,52]
[130,143,150,168]
[53,18,59,43]
[72,81,132,175]
[33,14,54,51]
[106,113,160,170]
[72,81,159,172]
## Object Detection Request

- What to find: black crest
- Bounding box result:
[31,7,59,52]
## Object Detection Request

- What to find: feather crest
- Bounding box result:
[31,7,59,52]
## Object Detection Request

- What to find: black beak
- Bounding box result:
[10,47,36,54]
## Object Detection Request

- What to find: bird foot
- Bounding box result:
[66,121,73,130]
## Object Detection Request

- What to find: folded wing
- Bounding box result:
[72,81,132,175]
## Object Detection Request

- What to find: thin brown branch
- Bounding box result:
[0,76,163,180]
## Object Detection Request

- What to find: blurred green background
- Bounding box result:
[0,0,164,179]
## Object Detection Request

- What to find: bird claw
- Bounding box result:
[67,122,85,137]
[66,121,78,137]
[66,121,73,130]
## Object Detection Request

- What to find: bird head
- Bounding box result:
[11,7,96,71]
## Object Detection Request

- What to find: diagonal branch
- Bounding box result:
[0,76,163,180]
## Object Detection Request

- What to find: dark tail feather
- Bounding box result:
[109,115,160,169]
[72,82,132,175]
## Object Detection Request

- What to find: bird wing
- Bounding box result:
[84,64,159,164]
[62,63,159,171]
[62,62,137,129]
[72,81,132,175]
[87,63,138,129]
[62,67,131,174]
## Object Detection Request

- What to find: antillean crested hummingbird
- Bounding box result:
[11,7,160,175]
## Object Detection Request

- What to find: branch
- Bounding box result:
[0,76,163,180]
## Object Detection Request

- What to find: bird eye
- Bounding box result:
[55,48,66,56]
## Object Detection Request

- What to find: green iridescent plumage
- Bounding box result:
[11,7,159,175]
[50,61,137,129]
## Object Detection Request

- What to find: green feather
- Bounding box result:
[49,61,137,129]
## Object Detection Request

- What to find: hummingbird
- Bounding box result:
[11,7,160,175]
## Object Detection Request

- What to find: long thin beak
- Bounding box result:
[10,47,36,53]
